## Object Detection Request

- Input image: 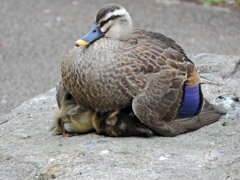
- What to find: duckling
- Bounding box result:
[53,82,94,137]
[93,107,155,137]
[61,4,226,136]
[54,81,155,137]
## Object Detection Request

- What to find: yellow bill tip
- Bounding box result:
[75,39,89,46]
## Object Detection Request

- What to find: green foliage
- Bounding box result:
[200,0,240,4]
[200,0,226,3]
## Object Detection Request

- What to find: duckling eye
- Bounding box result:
[93,30,97,33]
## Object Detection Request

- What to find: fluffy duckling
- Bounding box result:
[93,107,155,137]
[54,81,155,137]
[53,82,94,137]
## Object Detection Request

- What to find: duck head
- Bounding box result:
[76,4,133,46]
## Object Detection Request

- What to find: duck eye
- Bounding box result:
[93,30,97,33]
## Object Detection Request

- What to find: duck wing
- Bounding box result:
[174,100,227,132]
[132,68,187,136]
[127,30,225,136]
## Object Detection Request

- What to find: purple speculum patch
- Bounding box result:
[178,84,203,118]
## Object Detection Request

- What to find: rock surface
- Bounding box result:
[0,54,240,180]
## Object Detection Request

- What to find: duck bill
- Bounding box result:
[75,39,89,46]
[75,25,104,46]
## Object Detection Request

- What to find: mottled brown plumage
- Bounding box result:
[61,4,226,136]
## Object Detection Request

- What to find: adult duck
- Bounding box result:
[61,4,226,136]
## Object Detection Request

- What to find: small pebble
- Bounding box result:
[51,174,56,179]
[77,152,85,157]
[217,95,226,100]
[21,135,31,139]
[48,158,55,163]
[99,149,109,155]
[231,96,239,102]
[159,156,169,161]
[222,122,228,126]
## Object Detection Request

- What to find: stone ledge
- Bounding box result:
[0,54,239,179]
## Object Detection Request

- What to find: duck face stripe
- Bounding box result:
[99,15,123,29]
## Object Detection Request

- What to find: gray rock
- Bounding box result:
[0,54,240,180]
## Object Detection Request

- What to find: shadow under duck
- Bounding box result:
[61,4,227,136]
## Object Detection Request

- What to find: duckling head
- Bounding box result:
[53,101,94,135]
[76,4,133,46]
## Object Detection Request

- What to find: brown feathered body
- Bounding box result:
[61,30,226,136]
[62,30,194,111]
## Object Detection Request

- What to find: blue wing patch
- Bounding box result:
[178,84,203,118]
